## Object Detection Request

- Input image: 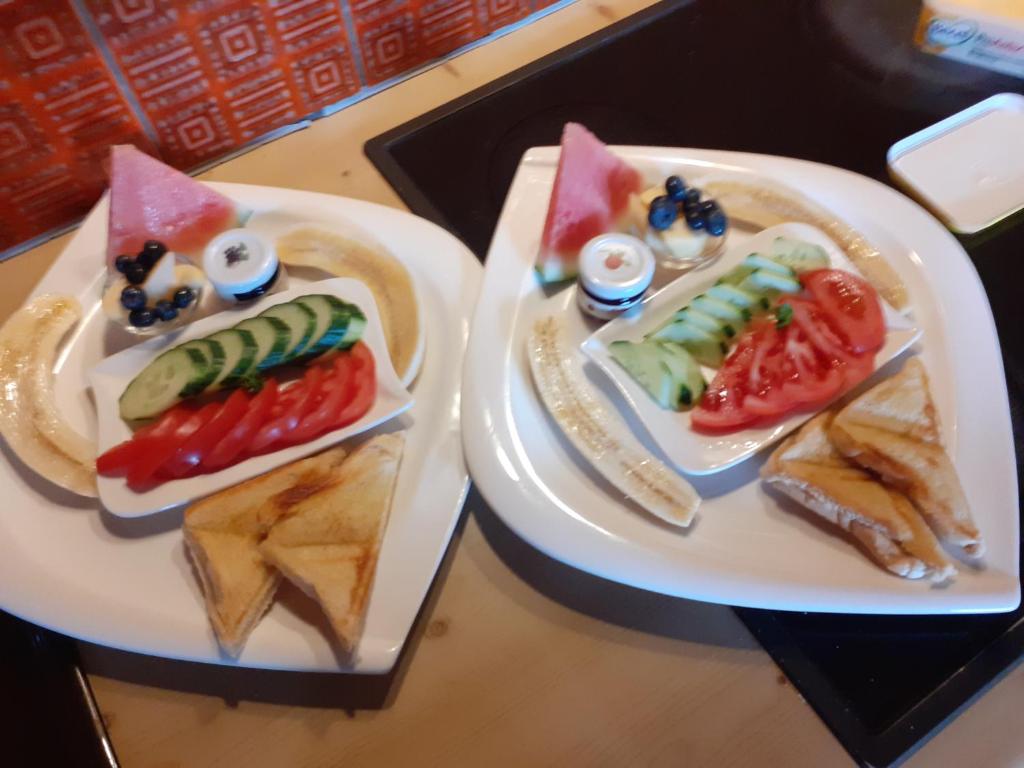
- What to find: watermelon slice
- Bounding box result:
[106,145,247,268]
[535,123,642,283]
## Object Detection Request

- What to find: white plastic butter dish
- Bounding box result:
[887,93,1024,234]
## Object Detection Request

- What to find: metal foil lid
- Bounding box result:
[202,229,278,296]
[577,233,655,301]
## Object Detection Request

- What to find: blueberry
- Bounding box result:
[706,210,728,237]
[142,240,167,259]
[699,200,719,215]
[128,308,156,328]
[137,249,159,270]
[685,211,706,231]
[665,175,687,202]
[114,255,134,274]
[125,262,147,285]
[154,300,178,321]
[647,195,678,231]
[120,286,147,311]
[684,188,701,205]
[172,287,196,308]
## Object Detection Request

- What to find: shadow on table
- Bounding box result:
[466,488,760,652]
[79,498,473,712]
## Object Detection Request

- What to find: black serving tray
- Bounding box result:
[365,0,1024,765]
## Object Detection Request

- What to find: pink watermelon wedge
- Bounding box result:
[106,145,247,268]
[535,123,642,283]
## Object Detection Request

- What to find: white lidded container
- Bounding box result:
[887,93,1024,234]
[575,233,656,320]
[202,228,286,302]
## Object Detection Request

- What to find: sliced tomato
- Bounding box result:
[126,403,219,489]
[787,298,857,364]
[333,346,376,429]
[97,406,191,476]
[249,366,325,454]
[285,356,355,445]
[778,328,844,406]
[163,389,251,478]
[692,381,752,432]
[802,269,885,354]
[203,379,279,470]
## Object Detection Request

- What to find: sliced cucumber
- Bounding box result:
[234,316,290,371]
[707,283,761,310]
[655,342,706,408]
[609,341,675,410]
[743,269,801,294]
[295,295,352,358]
[744,254,795,276]
[692,294,750,324]
[648,321,727,367]
[716,263,756,287]
[675,308,734,339]
[770,237,829,273]
[259,301,317,362]
[206,329,258,389]
[179,339,224,395]
[119,346,209,421]
[335,308,367,350]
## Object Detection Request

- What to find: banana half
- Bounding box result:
[528,316,700,527]
[0,294,97,497]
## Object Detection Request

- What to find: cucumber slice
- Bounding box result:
[716,264,756,287]
[179,339,224,394]
[234,316,290,371]
[609,341,675,409]
[692,295,750,324]
[655,342,706,408]
[335,308,366,350]
[259,301,317,361]
[707,283,761,310]
[675,308,734,339]
[770,237,829,273]
[119,346,209,421]
[648,321,727,367]
[206,329,258,389]
[744,269,801,294]
[294,295,352,358]
[744,254,795,276]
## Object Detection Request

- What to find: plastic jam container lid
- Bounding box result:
[578,233,656,304]
[203,229,279,300]
[887,93,1024,234]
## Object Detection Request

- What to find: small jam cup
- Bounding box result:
[576,233,656,320]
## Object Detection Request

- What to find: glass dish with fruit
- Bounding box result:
[102,240,206,334]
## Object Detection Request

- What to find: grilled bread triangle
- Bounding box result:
[829,358,983,558]
[259,434,405,655]
[762,412,955,581]
[183,447,348,656]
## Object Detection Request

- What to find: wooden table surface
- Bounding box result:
[3,1,1022,765]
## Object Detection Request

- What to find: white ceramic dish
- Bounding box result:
[582,222,920,475]
[0,183,482,671]
[92,277,413,517]
[462,146,1019,614]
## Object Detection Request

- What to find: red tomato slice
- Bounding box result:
[203,380,279,470]
[787,298,857,364]
[126,403,219,489]
[692,382,753,432]
[97,407,191,476]
[163,389,251,478]
[778,331,844,406]
[333,347,376,429]
[802,269,885,354]
[249,366,325,454]
[285,354,356,445]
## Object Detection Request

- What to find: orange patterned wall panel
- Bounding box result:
[0,0,570,258]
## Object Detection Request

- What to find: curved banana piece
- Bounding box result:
[0,295,96,497]
[276,226,421,383]
[528,316,700,527]
[704,180,909,311]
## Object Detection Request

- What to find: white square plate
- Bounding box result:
[0,183,482,671]
[91,277,413,517]
[461,146,1019,614]
[581,222,920,475]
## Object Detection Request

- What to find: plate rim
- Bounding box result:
[462,146,1020,615]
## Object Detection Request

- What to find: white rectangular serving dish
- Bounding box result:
[582,222,920,475]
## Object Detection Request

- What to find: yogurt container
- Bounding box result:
[202,229,286,302]
[576,234,656,320]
